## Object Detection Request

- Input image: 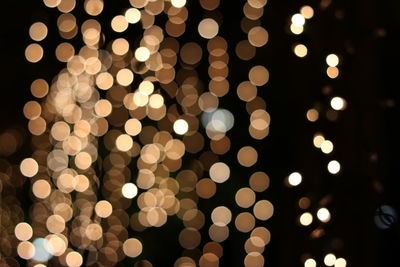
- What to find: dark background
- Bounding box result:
[1,0,399,266]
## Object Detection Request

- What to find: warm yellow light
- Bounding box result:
[324,253,336,266]
[291,13,305,26]
[321,140,333,154]
[335,258,347,267]
[328,160,341,174]
[304,258,316,267]
[171,0,186,8]
[135,47,150,62]
[299,212,313,226]
[330,97,347,110]
[122,183,138,199]
[288,172,302,186]
[317,208,331,222]
[173,119,189,135]
[326,54,339,67]
[300,6,314,19]
[290,24,304,35]
[198,18,219,39]
[294,44,307,57]
[125,8,141,24]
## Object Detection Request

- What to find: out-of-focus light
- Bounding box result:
[306,109,319,122]
[290,24,304,35]
[300,6,314,19]
[291,13,305,26]
[122,183,138,199]
[288,172,302,186]
[198,18,219,39]
[328,160,341,174]
[335,258,347,267]
[125,8,141,24]
[317,208,331,223]
[171,0,186,8]
[330,97,347,110]
[299,212,313,226]
[135,47,150,62]
[324,253,337,266]
[326,54,339,67]
[294,44,308,57]
[173,119,189,135]
[321,140,333,154]
[304,258,317,267]
[313,134,325,148]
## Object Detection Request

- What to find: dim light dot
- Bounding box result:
[173,119,189,135]
[294,44,307,57]
[299,212,313,226]
[328,160,341,174]
[317,208,331,223]
[122,183,138,199]
[288,172,302,186]
[324,253,336,266]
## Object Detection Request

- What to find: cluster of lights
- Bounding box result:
[1,0,273,266]
[288,2,348,266]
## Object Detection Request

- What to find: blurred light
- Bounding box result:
[313,134,325,148]
[335,258,347,267]
[291,14,305,26]
[326,54,339,67]
[306,109,319,122]
[198,18,219,39]
[294,44,308,57]
[299,212,313,226]
[330,97,347,110]
[304,258,317,267]
[135,47,150,61]
[171,0,186,8]
[374,205,397,229]
[317,208,331,223]
[300,6,314,19]
[324,253,336,266]
[327,160,341,174]
[122,183,138,199]
[32,238,52,262]
[321,140,333,154]
[173,119,189,135]
[288,172,302,186]
[290,24,304,35]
